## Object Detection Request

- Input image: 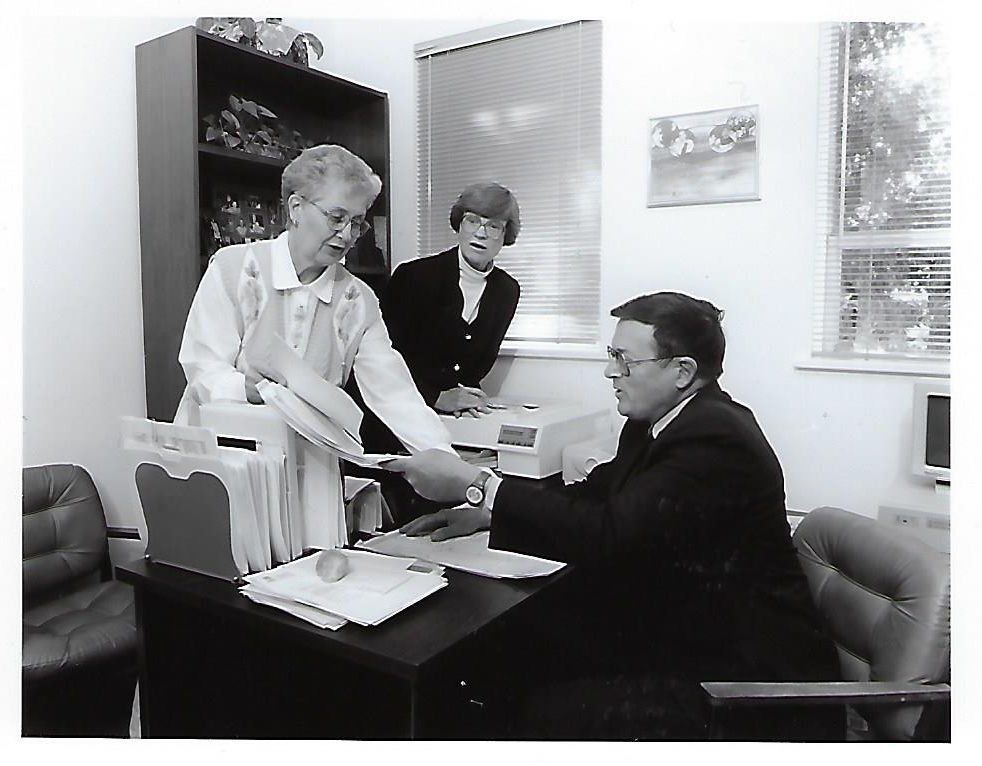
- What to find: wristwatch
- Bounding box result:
[464,469,494,507]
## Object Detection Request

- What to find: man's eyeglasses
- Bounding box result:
[606,346,677,377]
[460,212,506,238]
[300,196,371,238]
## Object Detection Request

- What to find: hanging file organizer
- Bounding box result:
[121,405,303,582]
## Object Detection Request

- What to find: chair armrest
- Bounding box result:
[701,681,951,708]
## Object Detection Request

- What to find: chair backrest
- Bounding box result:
[793,506,950,740]
[23,464,109,606]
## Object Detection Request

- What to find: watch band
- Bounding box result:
[464,469,493,507]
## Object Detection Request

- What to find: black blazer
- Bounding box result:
[381,247,520,406]
[491,382,840,688]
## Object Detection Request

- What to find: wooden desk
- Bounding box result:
[116,557,568,739]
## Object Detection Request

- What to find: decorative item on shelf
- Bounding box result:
[200,184,285,265]
[203,94,319,161]
[647,105,760,207]
[196,17,324,66]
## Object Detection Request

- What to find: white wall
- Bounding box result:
[21,16,944,540]
[22,17,184,532]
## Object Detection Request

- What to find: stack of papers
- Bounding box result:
[220,447,299,573]
[247,329,400,469]
[240,549,447,629]
[256,381,400,469]
[356,529,566,579]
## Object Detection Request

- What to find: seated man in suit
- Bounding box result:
[387,291,842,740]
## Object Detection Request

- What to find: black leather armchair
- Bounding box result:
[701,506,950,741]
[22,464,138,736]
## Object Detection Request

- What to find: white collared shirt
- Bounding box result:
[649,390,698,442]
[269,232,337,356]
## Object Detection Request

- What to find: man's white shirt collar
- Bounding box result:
[650,390,698,441]
[270,231,336,303]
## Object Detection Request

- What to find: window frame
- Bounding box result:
[810,22,951,377]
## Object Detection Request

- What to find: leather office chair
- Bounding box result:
[701,505,950,741]
[22,464,138,736]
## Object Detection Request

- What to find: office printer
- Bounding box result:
[441,401,610,479]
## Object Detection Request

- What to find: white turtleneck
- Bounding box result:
[458,248,492,323]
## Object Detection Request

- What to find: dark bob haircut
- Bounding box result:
[449,183,521,246]
[611,292,726,381]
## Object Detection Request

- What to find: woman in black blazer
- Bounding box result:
[381,183,521,415]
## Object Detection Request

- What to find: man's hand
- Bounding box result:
[435,386,492,416]
[400,507,491,541]
[384,449,481,503]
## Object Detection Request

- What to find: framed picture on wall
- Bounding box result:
[647,105,760,207]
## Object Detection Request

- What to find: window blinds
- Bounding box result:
[814,22,950,359]
[416,21,602,345]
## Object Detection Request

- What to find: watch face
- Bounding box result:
[465,485,483,505]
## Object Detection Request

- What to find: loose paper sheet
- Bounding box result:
[356,529,566,579]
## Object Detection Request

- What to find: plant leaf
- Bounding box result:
[302,33,324,59]
[256,21,297,54]
[229,94,241,110]
[240,100,260,119]
[257,104,277,118]
[221,110,240,129]
[205,126,222,141]
[238,18,257,38]
[227,135,242,148]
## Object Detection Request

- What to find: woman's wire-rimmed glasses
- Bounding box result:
[460,212,506,238]
[299,195,371,238]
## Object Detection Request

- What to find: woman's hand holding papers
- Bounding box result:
[385,449,481,504]
[399,507,491,542]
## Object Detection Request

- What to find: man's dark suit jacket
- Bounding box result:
[488,382,842,739]
[381,247,520,406]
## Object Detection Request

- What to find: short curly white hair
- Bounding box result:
[280,144,382,210]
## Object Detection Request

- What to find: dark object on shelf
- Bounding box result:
[22,464,138,737]
[136,26,390,421]
[701,506,950,741]
[201,183,284,262]
[196,17,324,66]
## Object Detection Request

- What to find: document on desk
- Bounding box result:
[356,529,566,579]
[242,549,447,627]
[239,586,349,630]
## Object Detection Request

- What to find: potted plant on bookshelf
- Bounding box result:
[203,94,318,160]
[196,17,324,66]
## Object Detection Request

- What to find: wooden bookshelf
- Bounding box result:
[136,26,390,420]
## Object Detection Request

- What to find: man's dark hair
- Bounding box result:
[611,292,725,380]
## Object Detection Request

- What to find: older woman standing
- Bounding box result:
[381,183,521,416]
[175,144,452,550]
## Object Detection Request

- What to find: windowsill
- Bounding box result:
[794,356,950,378]
[499,341,607,361]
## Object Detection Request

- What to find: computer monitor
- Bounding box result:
[911,381,950,484]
